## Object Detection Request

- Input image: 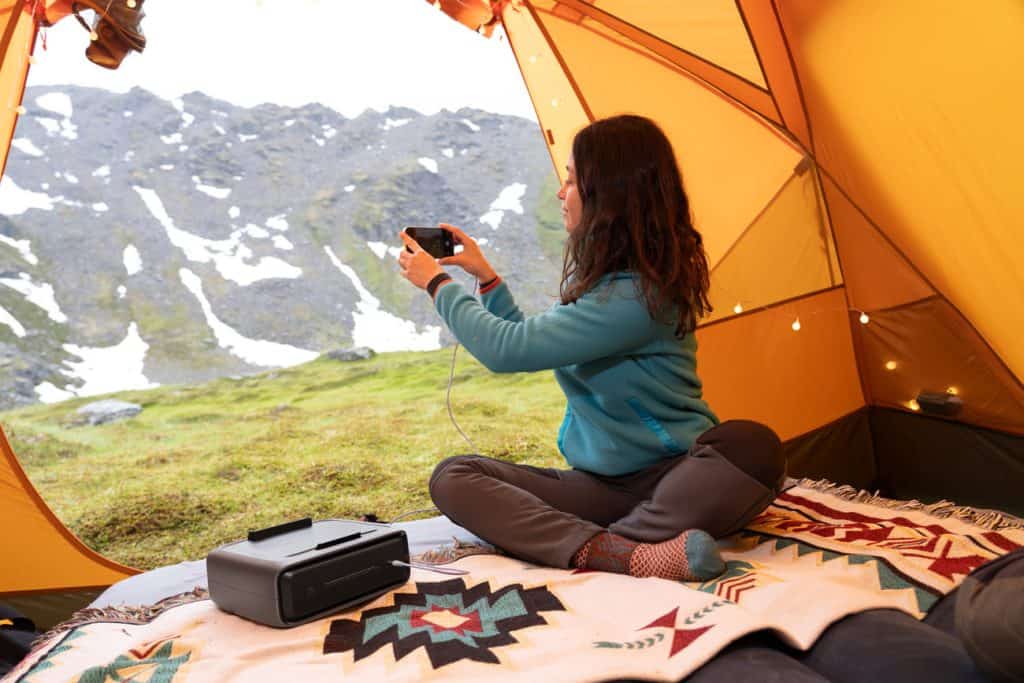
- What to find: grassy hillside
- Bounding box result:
[2,349,566,570]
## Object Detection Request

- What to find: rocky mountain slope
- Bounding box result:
[0,86,566,409]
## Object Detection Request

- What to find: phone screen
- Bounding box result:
[405,227,455,259]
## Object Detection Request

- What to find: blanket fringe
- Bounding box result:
[413,537,502,565]
[794,478,1024,531]
[33,587,210,649]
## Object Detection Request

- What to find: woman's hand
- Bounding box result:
[398,231,445,290]
[437,223,497,283]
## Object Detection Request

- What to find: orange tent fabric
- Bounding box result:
[0,0,1022,612]
[431,0,1024,440]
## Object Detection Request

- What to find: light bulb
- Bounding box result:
[947,386,959,396]
[90,31,99,41]
[791,318,801,332]
[907,400,920,412]
[551,98,559,108]
[733,303,743,314]
[528,55,538,63]
[14,105,25,115]
[28,56,36,65]
[127,0,136,7]
[859,312,869,324]
[885,361,897,371]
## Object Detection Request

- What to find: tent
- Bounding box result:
[1,0,1023,626]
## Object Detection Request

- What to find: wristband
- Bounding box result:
[479,275,502,295]
[426,273,453,298]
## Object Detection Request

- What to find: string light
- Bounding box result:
[906,399,921,412]
[89,30,99,41]
[14,105,25,115]
[947,386,959,396]
[127,0,137,7]
[733,303,743,314]
[791,318,801,332]
[528,55,538,63]
[551,98,559,108]
[885,361,898,371]
[859,312,869,324]
[28,55,36,65]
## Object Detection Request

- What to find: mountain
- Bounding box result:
[0,86,567,410]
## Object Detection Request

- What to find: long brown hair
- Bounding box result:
[560,115,711,336]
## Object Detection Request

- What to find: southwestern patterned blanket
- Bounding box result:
[7,481,1023,682]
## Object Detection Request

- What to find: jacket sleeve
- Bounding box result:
[480,280,524,322]
[433,278,656,373]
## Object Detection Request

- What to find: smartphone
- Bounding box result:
[404,226,455,259]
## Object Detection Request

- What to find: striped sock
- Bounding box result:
[572,529,724,582]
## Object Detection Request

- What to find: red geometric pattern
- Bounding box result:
[637,603,724,658]
[750,492,1023,586]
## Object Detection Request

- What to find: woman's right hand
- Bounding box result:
[438,223,497,283]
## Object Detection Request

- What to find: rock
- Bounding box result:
[76,399,143,426]
[326,347,376,362]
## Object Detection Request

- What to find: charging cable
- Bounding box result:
[389,276,482,525]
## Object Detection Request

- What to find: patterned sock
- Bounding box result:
[571,529,724,582]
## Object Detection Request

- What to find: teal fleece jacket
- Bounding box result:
[433,273,719,476]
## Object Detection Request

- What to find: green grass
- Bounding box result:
[2,349,566,570]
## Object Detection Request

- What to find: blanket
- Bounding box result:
[7,481,1023,683]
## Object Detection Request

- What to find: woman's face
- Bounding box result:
[557,156,583,233]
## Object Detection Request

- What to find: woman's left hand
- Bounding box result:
[398,231,445,290]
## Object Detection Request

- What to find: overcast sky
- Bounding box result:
[26,0,537,120]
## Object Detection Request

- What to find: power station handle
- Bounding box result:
[248,517,313,542]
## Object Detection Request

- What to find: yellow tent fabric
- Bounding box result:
[1,0,1022,607]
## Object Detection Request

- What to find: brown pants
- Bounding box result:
[429,420,785,568]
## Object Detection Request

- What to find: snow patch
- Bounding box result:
[229,206,240,219]
[324,246,441,352]
[380,117,411,130]
[134,186,302,286]
[181,112,195,128]
[0,304,26,338]
[192,176,232,199]
[238,133,259,142]
[0,176,57,215]
[117,285,127,299]
[272,235,293,250]
[179,268,319,368]
[0,234,38,265]
[265,215,289,231]
[479,182,527,230]
[93,165,111,178]
[322,125,337,139]
[214,123,227,135]
[367,241,401,259]
[123,245,142,275]
[442,148,454,159]
[284,119,296,127]
[12,138,43,157]
[417,157,439,174]
[160,164,175,171]
[35,382,74,403]
[344,185,355,193]
[161,132,183,145]
[243,224,270,239]
[92,202,109,212]
[0,273,67,322]
[461,118,481,132]
[36,92,72,118]
[57,322,159,398]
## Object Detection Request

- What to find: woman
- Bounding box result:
[398,115,784,582]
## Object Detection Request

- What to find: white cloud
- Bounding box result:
[178,268,319,368]
[25,0,536,121]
